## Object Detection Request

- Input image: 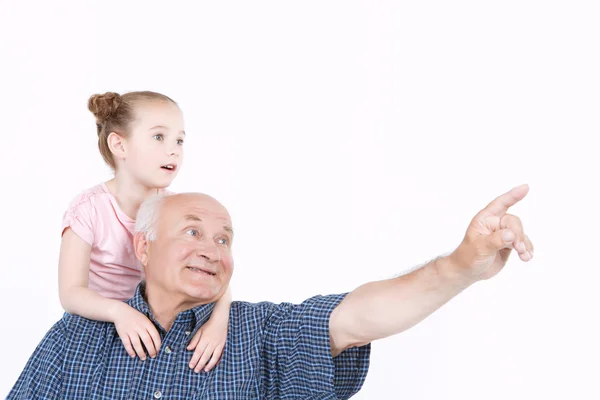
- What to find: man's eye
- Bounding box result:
[186,229,198,236]
[217,238,229,245]
[153,134,164,141]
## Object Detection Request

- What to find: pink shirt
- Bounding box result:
[61,182,169,301]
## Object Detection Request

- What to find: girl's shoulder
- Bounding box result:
[61,183,115,240]
[65,182,112,212]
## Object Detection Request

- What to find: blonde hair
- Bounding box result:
[88,91,177,169]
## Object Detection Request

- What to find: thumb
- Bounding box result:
[487,229,515,251]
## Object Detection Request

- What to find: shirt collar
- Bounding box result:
[128,281,216,333]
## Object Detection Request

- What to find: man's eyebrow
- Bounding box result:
[184,215,233,235]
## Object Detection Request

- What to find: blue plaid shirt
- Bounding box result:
[8,283,371,399]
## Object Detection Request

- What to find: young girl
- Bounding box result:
[58,90,231,373]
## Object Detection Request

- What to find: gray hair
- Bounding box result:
[135,193,168,241]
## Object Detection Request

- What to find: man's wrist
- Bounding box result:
[434,252,477,290]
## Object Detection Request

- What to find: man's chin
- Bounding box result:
[183,285,221,304]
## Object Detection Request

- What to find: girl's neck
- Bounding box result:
[105,172,161,220]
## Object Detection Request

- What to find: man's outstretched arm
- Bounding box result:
[329,184,535,357]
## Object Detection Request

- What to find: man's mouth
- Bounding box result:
[161,164,177,171]
[186,267,216,276]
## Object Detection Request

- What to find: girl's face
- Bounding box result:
[122,100,186,189]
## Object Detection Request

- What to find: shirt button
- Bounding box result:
[164,346,172,354]
[153,390,162,399]
[185,330,191,336]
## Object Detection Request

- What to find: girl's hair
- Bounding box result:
[88,91,177,169]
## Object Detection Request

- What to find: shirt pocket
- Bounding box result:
[192,374,260,400]
[196,391,259,400]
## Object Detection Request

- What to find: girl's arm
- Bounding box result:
[58,228,162,360]
[186,285,232,372]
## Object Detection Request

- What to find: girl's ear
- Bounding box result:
[107,132,126,161]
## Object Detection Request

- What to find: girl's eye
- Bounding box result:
[186,229,198,236]
[177,138,184,145]
[153,134,164,141]
[217,237,229,245]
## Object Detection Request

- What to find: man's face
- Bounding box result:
[140,194,234,307]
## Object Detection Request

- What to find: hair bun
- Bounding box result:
[88,92,123,122]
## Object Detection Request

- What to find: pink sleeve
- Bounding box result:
[61,195,95,246]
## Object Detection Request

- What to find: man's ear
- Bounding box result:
[107,132,126,161]
[134,231,149,267]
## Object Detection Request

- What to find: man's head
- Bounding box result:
[133,193,234,310]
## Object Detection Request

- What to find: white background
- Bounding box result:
[1,1,598,398]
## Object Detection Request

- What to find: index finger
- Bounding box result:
[139,330,157,358]
[147,325,162,351]
[483,184,529,216]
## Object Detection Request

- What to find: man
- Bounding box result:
[8,184,534,399]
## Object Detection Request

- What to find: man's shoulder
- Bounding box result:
[229,293,350,323]
[24,312,109,352]
[59,311,113,335]
[232,293,349,309]
[230,300,278,319]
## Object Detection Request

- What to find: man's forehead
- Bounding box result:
[183,210,231,223]
[165,194,232,224]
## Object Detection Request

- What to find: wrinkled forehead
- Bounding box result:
[163,193,232,226]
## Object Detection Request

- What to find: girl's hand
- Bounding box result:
[187,317,227,373]
[113,303,162,360]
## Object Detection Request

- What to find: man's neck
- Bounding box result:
[105,174,160,220]
[144,285,209,332]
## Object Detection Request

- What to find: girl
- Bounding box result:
[58,90,230,373]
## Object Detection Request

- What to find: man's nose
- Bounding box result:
[197,243,220,262]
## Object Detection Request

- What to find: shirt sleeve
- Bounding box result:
[261,293,371,399]
[6,320,65,399]
[61,194,95,246]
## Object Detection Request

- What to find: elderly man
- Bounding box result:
[8,185,534,399]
